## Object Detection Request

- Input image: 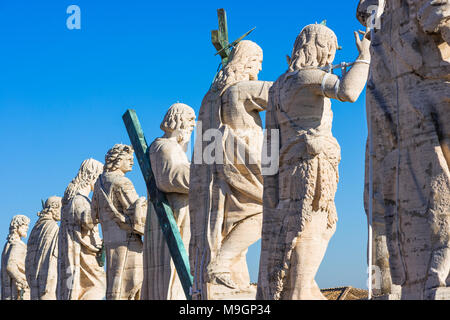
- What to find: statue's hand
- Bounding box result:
[354,28,371,60]
[16,279,28,290]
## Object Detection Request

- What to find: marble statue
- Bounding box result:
[189,40,273,299]
[141,103,196,300]
[357,0,450,300]
[92,144,147,300]
[257,23,371,300]
[57,158,106,300]
[25,196,62,300]
[1,215,31,300]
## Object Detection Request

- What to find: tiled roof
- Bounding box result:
[321,286,368,300]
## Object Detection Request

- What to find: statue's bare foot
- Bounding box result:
[213,273,238,289]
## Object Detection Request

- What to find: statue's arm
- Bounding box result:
[241,81,273,112]
[151,145,190,194]
[6,244,28,288]
[318,31,371,103]
[73,197,96,231]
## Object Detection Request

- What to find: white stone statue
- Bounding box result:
[189,40,273,299]
[57,159,106,300]
[257,24,371,300]
[92,144,147,300]
[357,0,450,300]
[141,103,196,300]
[25,196,62,300]
[1,215,31,300]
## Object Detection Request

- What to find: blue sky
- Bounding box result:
[0,1,369,289]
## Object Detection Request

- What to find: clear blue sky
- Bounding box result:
[0,1,369,290]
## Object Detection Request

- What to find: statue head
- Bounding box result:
[288,24,339,71]
[62,158,104,206]
[213,40,263,94]
[8,215,30,241]
[160,103,196,146]
[38,196,62,221]
[104,144,134,174]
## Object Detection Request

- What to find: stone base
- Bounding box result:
[372,293,400,300]
[426,287,450,300]
[206,283,257,300]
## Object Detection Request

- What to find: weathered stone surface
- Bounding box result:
[141,103,195,300]
[257,24,370,300]
[25,197,61,300]
[92,144,147,300]
[57,159,106,300]
[358,0,450,299]
[189,40,272,300]
[1,215,30,300]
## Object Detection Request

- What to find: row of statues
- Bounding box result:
[2,0,449,300]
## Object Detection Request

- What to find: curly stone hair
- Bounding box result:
[38,196,62,219]
[62,159,104,206]
[213,40,263,95]
[7,215,30,241]
[160,103,195,134]
[104,144,134,172]
[288,24,339,71]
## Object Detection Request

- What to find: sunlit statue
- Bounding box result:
[257,23,371,300]
[357,0,450,300]
[142,103,196,300]
[57,158,106,300]
[26,196,62,300]
[1,215,31,300]
[92,144,147,300]
[189,40,273,299]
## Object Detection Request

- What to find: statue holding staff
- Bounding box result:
[141,103,196,300]
[257,23,371,300]
[189,40,272,299]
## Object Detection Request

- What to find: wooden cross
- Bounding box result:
[211,8,255,66]
[122,109,193,300]
[211,9,230,66]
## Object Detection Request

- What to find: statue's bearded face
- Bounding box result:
[177,110,196,144]
[246,54,263,80]
[53,210,61,221]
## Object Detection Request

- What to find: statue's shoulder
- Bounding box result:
[150,137,173,152]
[105,172,133,188]
[9,239,26,250]
[234,80,272,90]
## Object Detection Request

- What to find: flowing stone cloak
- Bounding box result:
[257,70,341,300]
[1,239,28,300]
[57,194,105,300]
[92,172,144,300]
[358,0,450,299]
[189,80,271,299]
[25,217,59,299]
[142,138,190,300]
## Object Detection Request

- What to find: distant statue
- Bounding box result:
[189,40,273,299]
[1,215,31,300]
[57,159,106,300]
[357,0,450,299]
[141,103,196,300]
[257,23,371,300]
[26,196,62,300]
[92,144,147,300]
